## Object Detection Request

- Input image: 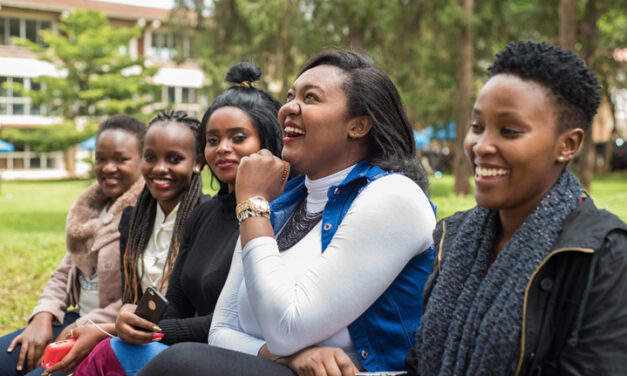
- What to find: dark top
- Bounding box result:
[406,197,627,376]
[119,193,238,344]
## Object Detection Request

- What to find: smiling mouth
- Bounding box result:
[475,166,511,177]
[151,178,172,189]
[103,178,119,186]
[284,125,305,138]
[216,159,237,169]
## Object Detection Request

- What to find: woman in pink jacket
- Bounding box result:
[0,114,146,376]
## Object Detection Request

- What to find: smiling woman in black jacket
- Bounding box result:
[407,41,627,376]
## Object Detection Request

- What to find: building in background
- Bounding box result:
[0,0,207,179]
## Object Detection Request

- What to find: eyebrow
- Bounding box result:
[206,127,251,134]
[290,83,325,94]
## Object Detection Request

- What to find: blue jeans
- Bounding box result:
[0,311,79,376]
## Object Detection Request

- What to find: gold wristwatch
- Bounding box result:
[236,196,270,223]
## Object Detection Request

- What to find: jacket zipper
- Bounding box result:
[514,247,595,376]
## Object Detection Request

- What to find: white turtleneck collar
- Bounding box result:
[304,164,356,213]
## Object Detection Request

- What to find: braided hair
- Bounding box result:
[122,110,205,304]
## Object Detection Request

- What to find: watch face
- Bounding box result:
[250,196,270,212]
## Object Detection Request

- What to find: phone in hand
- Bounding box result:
[41,337,76,369]
[134,286,168,324]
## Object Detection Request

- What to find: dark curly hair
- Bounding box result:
[488,41,600,131]
[97,114,146,149]
[200,62,284,193]
[299,50,429,191]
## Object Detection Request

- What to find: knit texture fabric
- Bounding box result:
[415,170,582,375]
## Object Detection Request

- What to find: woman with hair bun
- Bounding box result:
[73,63,285,376]
[138,50,436,376]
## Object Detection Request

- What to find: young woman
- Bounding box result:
[138,50,436,376]
[72,62,285,376]
[0,115,145,376]
[39,110,205,375]
[407,41,627,375]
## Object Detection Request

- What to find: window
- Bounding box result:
[182,87,196,104]
[0,76,46,116]
[149,31,175,60]
[1,17,51,46]
[162,86,200,106]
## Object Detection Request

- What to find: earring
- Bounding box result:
[193,167,200,173]
[558,156,565,162]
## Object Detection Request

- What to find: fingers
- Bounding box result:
[6,333,22,353]
[333,351,358,376]
[26,342,38,373]
[117,311,157,344]
[15,340,28,371]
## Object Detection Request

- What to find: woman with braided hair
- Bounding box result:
[40,110,205,375]
[73,63,286,376]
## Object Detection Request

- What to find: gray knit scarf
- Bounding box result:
[415,170,582,375]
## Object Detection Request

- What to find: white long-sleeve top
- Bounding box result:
[209,172,436,364]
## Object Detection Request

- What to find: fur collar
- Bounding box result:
[66,178,144,275]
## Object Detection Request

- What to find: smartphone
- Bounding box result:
[134,286,168,324]
[41,337,76,369]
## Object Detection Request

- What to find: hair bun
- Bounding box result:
[226,62,262,86]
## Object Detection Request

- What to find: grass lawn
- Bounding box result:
[0,172,625,335]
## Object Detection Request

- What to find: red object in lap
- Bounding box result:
[41,337,77,369]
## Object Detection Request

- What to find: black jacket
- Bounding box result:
[407,198,627,375]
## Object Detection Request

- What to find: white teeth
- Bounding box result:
[153,179,171,185]
[284,126,305,136]
[476,166,510,177]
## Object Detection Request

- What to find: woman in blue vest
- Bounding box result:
[138,50,436,376]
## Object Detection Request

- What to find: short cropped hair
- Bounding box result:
[488,41,600,131]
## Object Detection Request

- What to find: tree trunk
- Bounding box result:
[577,0,598,191]
[600,89,618,174]
[453,0,473,195]
[63,145,77,179]
[559,0,577,50]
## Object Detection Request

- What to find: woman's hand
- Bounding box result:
[6,312,54,372]
[236,149,288,203]
[42,324,112,374]
[115,304,160,344]
[277,346,359,376]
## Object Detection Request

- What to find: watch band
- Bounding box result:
[235,196,270,218]
[237,209,270,223]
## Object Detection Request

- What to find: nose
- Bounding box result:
[279,100,301,118]
[471,130,497,157]
[103,161,117,173]
[216,138,232,154]
[153,159,168,174]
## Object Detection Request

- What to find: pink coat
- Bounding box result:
[29,178,144,325]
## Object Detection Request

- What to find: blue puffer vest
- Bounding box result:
[270,160,434,371]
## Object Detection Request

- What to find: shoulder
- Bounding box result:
[359,173,429,205]
[349,174,436,236]
[556,198,627,252]
[190,194,232,219]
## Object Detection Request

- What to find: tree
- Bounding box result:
[12,9,157,175]
[453,0,474,195]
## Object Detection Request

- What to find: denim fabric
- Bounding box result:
[0,311,79,376]
[270,160,435,371]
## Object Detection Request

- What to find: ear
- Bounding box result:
[348,116,373,140]
[555,128,584,163]
[193,155,204,174]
